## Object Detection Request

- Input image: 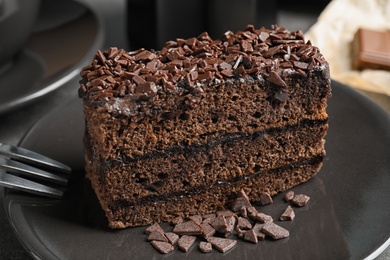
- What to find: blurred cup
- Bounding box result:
[128,0,276,50]
[0,0,41,65]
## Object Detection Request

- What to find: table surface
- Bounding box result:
[0,1,389,259]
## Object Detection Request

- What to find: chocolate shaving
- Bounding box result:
[267,71,287,87]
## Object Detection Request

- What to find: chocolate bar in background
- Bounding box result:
[351,28,390,71]
[127,0,276,50]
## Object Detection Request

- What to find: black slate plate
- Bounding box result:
[3,81,390,260]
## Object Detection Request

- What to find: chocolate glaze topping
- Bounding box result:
[79,24,328,103]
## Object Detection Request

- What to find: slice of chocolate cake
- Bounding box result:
[79,24,331,229]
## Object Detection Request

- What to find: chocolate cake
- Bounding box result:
[79,24,331,229]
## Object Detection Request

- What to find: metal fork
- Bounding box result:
[0,143,72,199]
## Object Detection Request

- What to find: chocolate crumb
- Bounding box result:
[284,191,295,202]
[207,237,237,253]
[280,205,295,221]
[292,194,310,207]
[244,229,258,244]
[262,222,289,240]
[151,240,174,254]
[199,241,213,253]
[177,235,197,252]
[173,220,203,235]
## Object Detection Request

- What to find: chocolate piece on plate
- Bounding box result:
[177,235,197,252]
[200,223,216,239]
[173,220,203,235]
[188,215,203,224]
[262,222,289,240]
[145,223,164,234]
[237,217,253,230]
[165,232,179,245]
[210,215,228,233]
[254,212,273,223]
[199,241,213,253]
[244,229,259,244]
[231,189,252,212]
[260,192,273,205]
[147,230,168,242]
[151,240,174,254]
[284,191,295,202]
[292,194,310,207]
[280,205,295,221]
[252,223,266,240]
[207,237,237,253]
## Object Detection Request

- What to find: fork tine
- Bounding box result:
[0,143,71,174]
[0,158,68,186]
[0,172,64,199]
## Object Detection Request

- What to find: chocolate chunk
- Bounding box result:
[207,237,237,253]
[216,210,236,218]
[292,194,310,207]
[151,240,174,254]
[231,189,252,212]
[280,205,295,221]
[165,232,179,245]
[244,229,258,244]
[224,216,236,237]
[262,222,289,240]
[200,223,216,239]
[237,217,252,230]
[145,223,164,234]
[177,235,197,252]
[173,220,203,235]
[292,61,309,70]
[260,192,273,205]
[235,227,245,238]
[254,212,273,223]
[252,223,266,240]
[259,31,270,42]
[188,215,202,225]
[147,230,168,242]
[247,206,259,219]
[267,71,287,87]
[210,215,228,233]
[284,191,295,202]
[199,241,213,253]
